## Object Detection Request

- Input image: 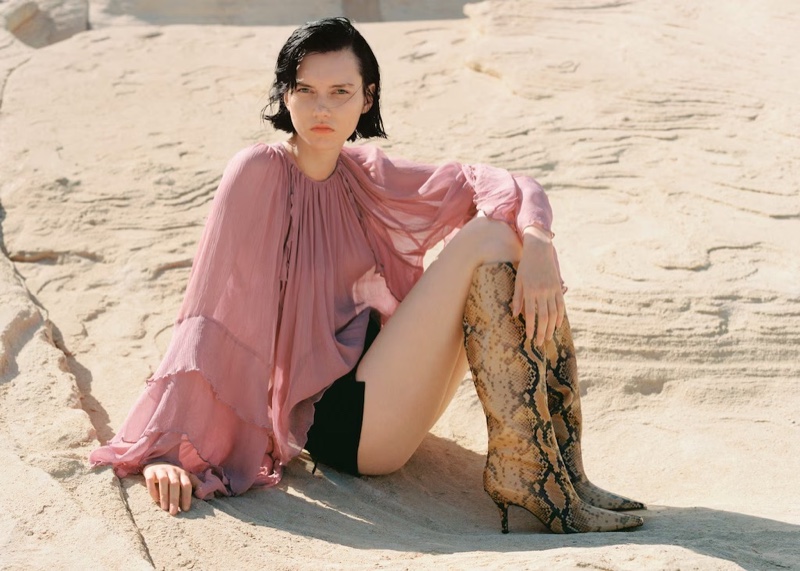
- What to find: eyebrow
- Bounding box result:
[296,81,357,88]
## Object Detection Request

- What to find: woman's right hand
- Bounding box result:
[143,463,200,515]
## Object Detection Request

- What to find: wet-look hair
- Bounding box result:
[263,17,387,141]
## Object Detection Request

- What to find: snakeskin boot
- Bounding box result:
[462,262,643,533]
[545,316,645,511]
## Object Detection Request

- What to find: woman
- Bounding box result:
[90,17,644,533]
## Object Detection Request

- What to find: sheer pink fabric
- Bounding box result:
[89,142,558,498]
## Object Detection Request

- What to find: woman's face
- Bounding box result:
[283,49,373,153]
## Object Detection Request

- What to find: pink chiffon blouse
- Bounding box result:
[89,142,558,499]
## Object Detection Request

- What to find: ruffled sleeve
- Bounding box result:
[339,145,558,301]
[89,143,290,498]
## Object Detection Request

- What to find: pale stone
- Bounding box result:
[0,1,799,568]
[0,0,87,47]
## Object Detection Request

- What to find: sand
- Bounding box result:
[1,0,799,569]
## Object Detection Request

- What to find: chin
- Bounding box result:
[302,133,348,150]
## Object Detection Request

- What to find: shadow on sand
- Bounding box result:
[176,434,798,570]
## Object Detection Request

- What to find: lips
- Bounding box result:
[311,125,334,133]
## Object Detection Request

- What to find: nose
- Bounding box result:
[312,96,332,117]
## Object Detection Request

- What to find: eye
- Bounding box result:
[295,86,312,94]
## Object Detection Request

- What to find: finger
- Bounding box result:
[169,475,181,516]
[535,295,549,347]
[158,474,170,512]
[545,297,557,342]
[145,471,159,505]
[555,292,566,330]
[188,472,202,490]
[524,291,538,340]
[180,473,193,513]
[511,272,522,316]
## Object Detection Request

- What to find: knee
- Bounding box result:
[359,459,406,477]
[357,445,414,476]
[459,215,522,264]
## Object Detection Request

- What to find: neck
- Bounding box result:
[285,137,341,181]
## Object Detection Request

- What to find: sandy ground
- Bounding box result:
[1,0,799,569]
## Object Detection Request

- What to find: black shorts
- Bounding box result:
[304,313,381,476]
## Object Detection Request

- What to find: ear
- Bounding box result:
[362,84,375,113]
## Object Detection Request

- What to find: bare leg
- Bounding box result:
[356,216,521,475]
[434,345,469,420]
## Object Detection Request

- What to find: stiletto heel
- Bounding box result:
[463,263,644,533]
[493,499,510,534]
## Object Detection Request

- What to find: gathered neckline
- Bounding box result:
[277,141,343,185]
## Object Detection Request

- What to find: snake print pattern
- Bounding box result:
[462,262,643,533]
[546,316,646,511]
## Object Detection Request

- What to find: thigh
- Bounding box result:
[304,314,381,476]
[356,216,521,475]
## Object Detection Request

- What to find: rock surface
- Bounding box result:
[1,0,88,47]
[1,1,799,569]
[89,0,474,27]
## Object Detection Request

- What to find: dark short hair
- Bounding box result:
[263,17,387,142]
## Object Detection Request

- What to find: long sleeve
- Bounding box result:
[89,144,290,498]
[339,145,558,302]
[90,141,562,501]
[462,161,553,237]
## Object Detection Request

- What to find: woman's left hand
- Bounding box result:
[511,225,565,347]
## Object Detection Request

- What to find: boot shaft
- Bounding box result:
[462,262,645,532]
